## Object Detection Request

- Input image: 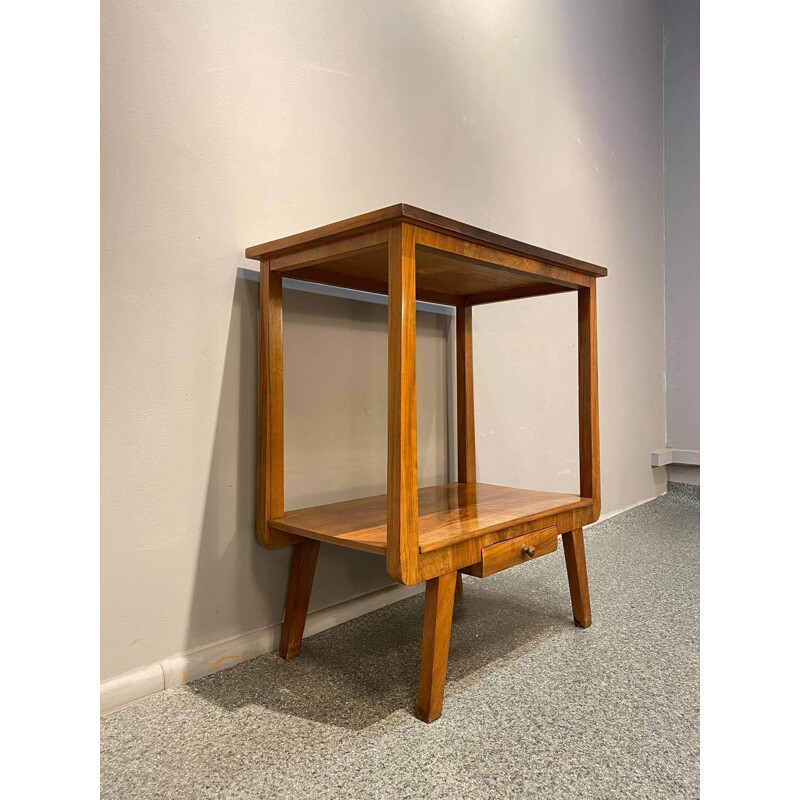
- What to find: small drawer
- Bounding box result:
[462,525,558,578]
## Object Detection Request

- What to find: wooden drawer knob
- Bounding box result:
[521,544,536,559]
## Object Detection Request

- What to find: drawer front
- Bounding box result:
[464,526,558,578]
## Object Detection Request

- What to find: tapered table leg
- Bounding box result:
[562,528,592,628]
[279,540,321,659]
[417,571,458,722]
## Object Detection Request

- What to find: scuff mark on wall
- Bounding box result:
[209,655,240,670]
[303,61,357,78]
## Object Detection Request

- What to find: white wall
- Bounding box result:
[664,0,700,484]
[101,0,667,683]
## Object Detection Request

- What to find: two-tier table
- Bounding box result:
[245,204,607,722]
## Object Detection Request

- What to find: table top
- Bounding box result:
[246,203,607,278]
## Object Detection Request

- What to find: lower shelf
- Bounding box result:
[270,483,592,555]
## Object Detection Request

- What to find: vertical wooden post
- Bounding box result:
[570,281,598,629]
[386,223,420,585]
[279,539,321,658]
[417,571,458,723]
[456,306,476,484]
[578,281,600,520]
[257,264,296,547]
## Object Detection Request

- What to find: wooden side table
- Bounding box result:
[246,204,607,722]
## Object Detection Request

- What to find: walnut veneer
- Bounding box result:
[247,204,606,722]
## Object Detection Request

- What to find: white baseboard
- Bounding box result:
[651,448,700,467]
[591,491,667,525]
[100,663,165,716]
[100,581,422,716]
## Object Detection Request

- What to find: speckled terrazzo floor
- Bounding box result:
[101,487,699,799]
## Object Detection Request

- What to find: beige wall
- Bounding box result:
[101,0,667,682]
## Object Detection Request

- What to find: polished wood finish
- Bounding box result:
[270,483,592,557]
[248,206,605,721]
[466,282,573,306]
[386,223,420,585]
[417,571,458,723]
[257,267,297,548]
[286,262,459,307]
[456,306,476,484]
[462,525,558,578]
[246,205,605,308]
[416,504,590,582]
[562,528,592,628]
[578,284,601,522]
[279,540,321,659]
[415,230,593,291]
[246,203,607,278]
[455,573,463,594]
[274,239,587,306]
[268,227,389,272]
